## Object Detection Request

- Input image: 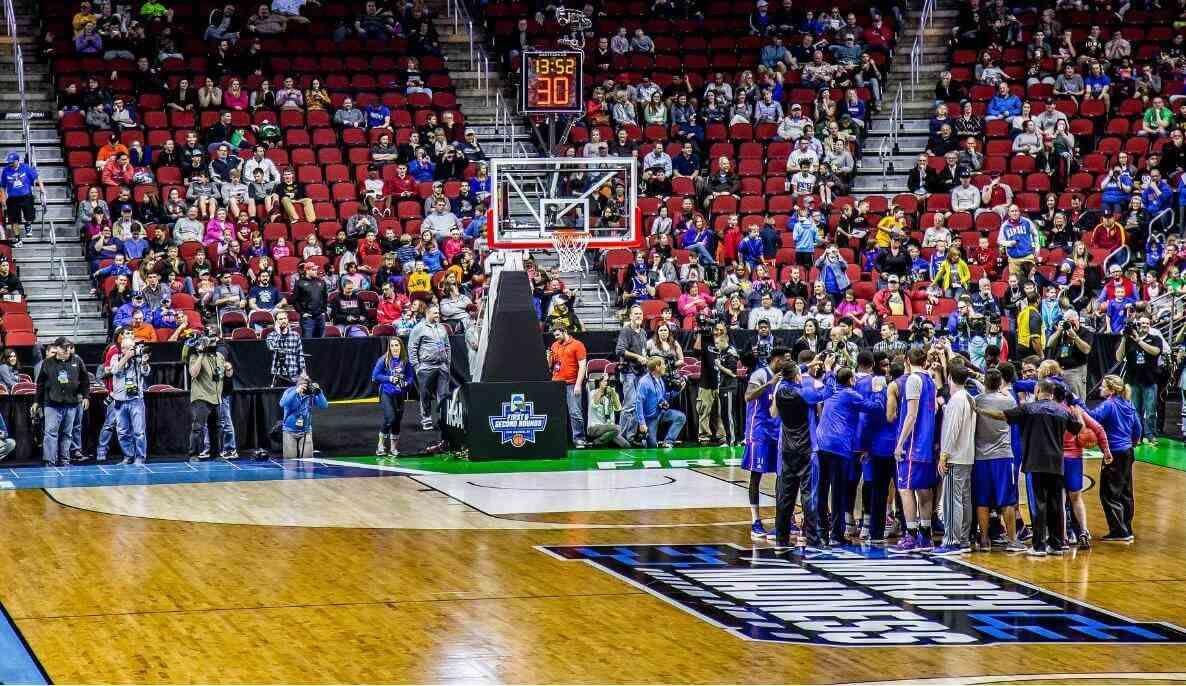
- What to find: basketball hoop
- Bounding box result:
[550,229,591,272]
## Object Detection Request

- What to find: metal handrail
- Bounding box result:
[57,256,68,314]
[909,0,935,100]
[70,291,80,338]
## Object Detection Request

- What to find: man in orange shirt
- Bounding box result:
[548,323,588,448]
[129,309,158,343]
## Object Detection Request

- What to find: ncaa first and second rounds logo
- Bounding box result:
[489,393,550,447]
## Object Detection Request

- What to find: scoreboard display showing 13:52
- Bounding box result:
[522,50,583,114]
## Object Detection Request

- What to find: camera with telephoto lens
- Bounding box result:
[184,332,218,352]
[753,339,773,362]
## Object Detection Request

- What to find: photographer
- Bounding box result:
[1046,310,1092,400]
[636,355,687,448]
[106,329,151,465]
[265,309,305,386]
[184,329,228,461]
[1115,313,1167,444]
[751,319,776,367]
[280,373,329,459]
[696,322,740,445]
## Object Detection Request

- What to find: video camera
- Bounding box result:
[184,332,219,353]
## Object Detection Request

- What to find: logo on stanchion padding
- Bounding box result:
[489,393,548,447]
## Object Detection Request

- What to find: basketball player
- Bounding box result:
[816,365,886,545]
[771,356,835,547]
[888,347,938,552]
[856,352,897,543]
[978,379,1081,557]
[742,346,790,540]
[972,368,1025,552]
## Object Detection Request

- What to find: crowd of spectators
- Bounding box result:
[49,0,513,342]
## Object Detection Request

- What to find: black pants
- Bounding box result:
[380,391,405,435]
[188,399,221,457]
[816,450,851,543]
[417,367,450,426]
[863,456,895,540]
[716,389,737,443]
[1029,472,1066,551]
[775,447,817,545]
[1099,448,1135,537]
[6,194,34,226]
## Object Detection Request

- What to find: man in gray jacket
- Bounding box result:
[408,304,452,431]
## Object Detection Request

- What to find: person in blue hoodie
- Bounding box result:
[737,224,765,271]
[789,206,818,268]
[280,373,329,459]
[815,363,886,545]
[813,244,851,304]
[771,353,837,547]
[371,337,416,459]
[1089,375,1143,542]
[857,352,899,543]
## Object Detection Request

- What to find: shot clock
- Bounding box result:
[522,50,583,114]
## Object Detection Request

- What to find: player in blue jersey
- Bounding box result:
[887,347,938,552]
[857,352,899,543]
[742,346,790,540]
[816,364,886,545]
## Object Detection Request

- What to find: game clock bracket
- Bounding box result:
[522,50,584,115]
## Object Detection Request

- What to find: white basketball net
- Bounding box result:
[551,230,591,272]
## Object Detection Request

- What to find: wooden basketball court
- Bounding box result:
[1,445,1185,683]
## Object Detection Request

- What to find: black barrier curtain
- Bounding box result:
[12,335,472,401]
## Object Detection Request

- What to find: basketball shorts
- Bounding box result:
[1064,457,1084,492]
[896,458,938,490]
[972,459,1018,508]
[741,437,778,474]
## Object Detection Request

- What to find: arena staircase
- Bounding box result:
[854,0,958,199]
[2,0,104,343]
[428,0,537,159]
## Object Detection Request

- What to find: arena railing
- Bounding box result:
[909,0,934,100]
[878,85,903,189]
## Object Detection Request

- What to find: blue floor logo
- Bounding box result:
[540,544,1186,647]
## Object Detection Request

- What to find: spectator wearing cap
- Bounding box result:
[749,0,772,35]
[1034,99,1068,134]
[950,171,982,214]
[873,274,912,317]
[775,103,810,141]
[113,291,148,328]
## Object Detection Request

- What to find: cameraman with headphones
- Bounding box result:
[184,329,228,462]
[107,328,151,465]
[280,372,328,459]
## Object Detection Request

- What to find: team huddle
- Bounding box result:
[742,345,1142,557]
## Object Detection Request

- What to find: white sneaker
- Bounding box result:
[220,450,238,459]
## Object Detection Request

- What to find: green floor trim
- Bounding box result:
[338,445,744,474]
[335,439,1186,475]
[1135,438,1186,472]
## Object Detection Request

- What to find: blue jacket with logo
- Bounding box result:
[280,385,328,434]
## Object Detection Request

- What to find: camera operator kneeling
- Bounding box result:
[280,373,328,459]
